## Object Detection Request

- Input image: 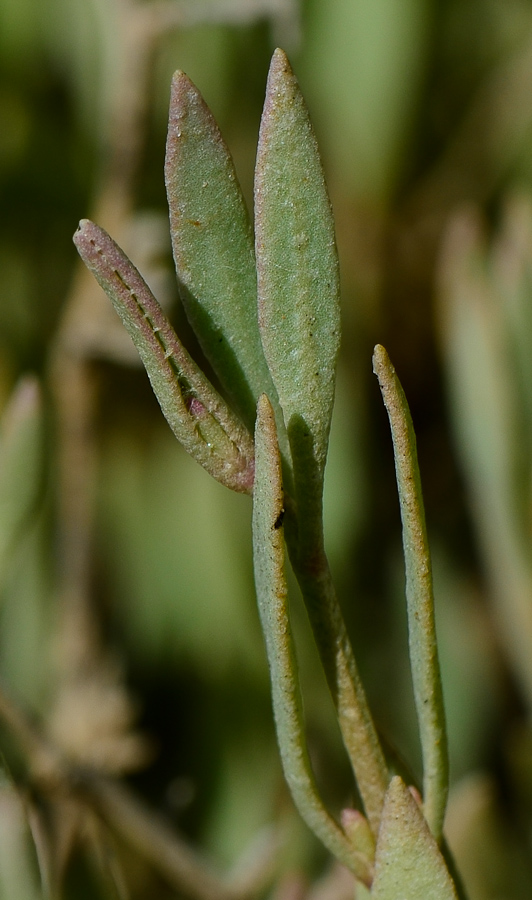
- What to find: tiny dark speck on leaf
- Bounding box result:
[274,508,285,530]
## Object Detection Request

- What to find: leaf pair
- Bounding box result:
[166,48,341,495]
[75,49,339,509]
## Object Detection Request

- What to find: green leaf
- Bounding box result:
[253,52,388,837]
[373,345,448,842]
[299,0,429,201]
[73,220,255,494]
[0,776,44,900]
[439,211,532,709]
[0,377,42,588]
[252,394,372,884]
[371,777,458,900]
[165,70,279,433]
[254,48,340,532]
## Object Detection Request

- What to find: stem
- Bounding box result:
[253,396,374,883]
[288,533,389,838]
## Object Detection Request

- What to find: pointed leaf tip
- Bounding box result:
[372,777,457,900]
[270,47,291,74]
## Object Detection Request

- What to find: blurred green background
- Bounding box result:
[2,0,532,897]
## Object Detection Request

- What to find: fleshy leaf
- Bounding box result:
[438,210,532,709]
[255,48,340,522]
[252,394,372,884]
[165,71,279,433]
[74,220,255,494]
[0,377,42,586]
[371,777,458,900]
[253,52,388,837]
[373,345,448,842]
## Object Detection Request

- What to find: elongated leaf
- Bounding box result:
[252,394,372,884]
[371,777,458,900]
[439,211,532,710]
[254,53,388,836]
[255,48,340,526]
[0,778,43,900]
[165,71,279,433]
[0,377,42,587]
[373,345,448,842]
[74,220,254,494]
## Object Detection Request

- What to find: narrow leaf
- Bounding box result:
[0,377,42,586]
[165,71,279,433]
[252,394,372,884]
[373,345,448,842]
[255,51,388,836]
[439,211,532,709]
[74,220,254,494]
[255,48,340,525]
[371,777,458,900]
[0,778,44,900]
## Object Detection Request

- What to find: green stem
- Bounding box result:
[252,395,373,884]
[287,526,389,838]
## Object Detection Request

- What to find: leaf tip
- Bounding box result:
[169,69,194,106]
[255,393,276,439]
[372,345,398,391]
[73,218,99,254]
[372,343,387,373]
[271,47,290,68]
[267,47,294,93]
[167,70,202,151]
[166,68,218,190]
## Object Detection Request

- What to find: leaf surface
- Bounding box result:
[74,220,255,494]
[0,377,42,586]
[373,344,448,841]
[165,71,278,432]
[255,48,340,524]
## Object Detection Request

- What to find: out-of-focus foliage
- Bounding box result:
[2,0,532,897]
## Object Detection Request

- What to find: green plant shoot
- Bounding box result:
[74,50,457,896]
